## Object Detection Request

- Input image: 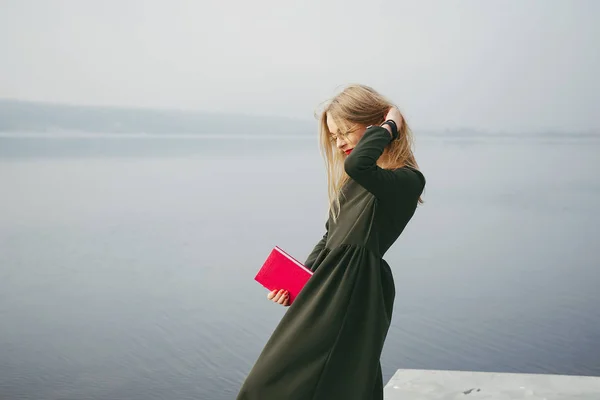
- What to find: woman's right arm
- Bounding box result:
[304,219,329,271]
[269,220,328,306]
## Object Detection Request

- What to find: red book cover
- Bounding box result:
[254,246,313,305]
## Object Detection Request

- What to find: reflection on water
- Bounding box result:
[1,135,599,400]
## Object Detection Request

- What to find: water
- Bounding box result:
[1,134,599,400]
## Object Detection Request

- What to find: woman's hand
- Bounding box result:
[383,107,403,138]
[384,107,402,128]
[267,289,290,307]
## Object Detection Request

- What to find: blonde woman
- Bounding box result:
[237,84,426,400]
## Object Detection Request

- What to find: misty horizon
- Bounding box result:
[1,98,598,137]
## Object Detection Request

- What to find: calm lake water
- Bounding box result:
[1,134,599,400]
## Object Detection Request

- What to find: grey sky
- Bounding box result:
[1,0,598,132]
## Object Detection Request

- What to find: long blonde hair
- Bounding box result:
[316,84,423,219]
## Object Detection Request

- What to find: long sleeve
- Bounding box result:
[344,126,424,201]
[304,220,329,271]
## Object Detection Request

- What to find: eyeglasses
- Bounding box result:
[329,127,358,142]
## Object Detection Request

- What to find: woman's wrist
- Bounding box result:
[380,123,393,138]
[380,120,398,140]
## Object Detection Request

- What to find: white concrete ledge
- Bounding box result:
[384,369,600,399]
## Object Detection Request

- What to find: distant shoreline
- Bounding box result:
[0,98,597,138]
[1,132,598,142]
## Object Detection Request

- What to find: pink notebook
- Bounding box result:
[254,246,313,305]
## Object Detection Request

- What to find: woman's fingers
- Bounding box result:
[274,289,284,302]
[272,289,284,302]
[275,290,288,303]
[267,289,289,305]
[277,291,286,303]
[278,291,289,304]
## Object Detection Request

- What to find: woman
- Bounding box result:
[237,84,426,400]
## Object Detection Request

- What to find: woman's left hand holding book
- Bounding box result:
[267,289,290,307]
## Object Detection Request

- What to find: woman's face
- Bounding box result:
[326,113,367,156]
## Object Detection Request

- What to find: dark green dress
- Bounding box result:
[237,126,426,400]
